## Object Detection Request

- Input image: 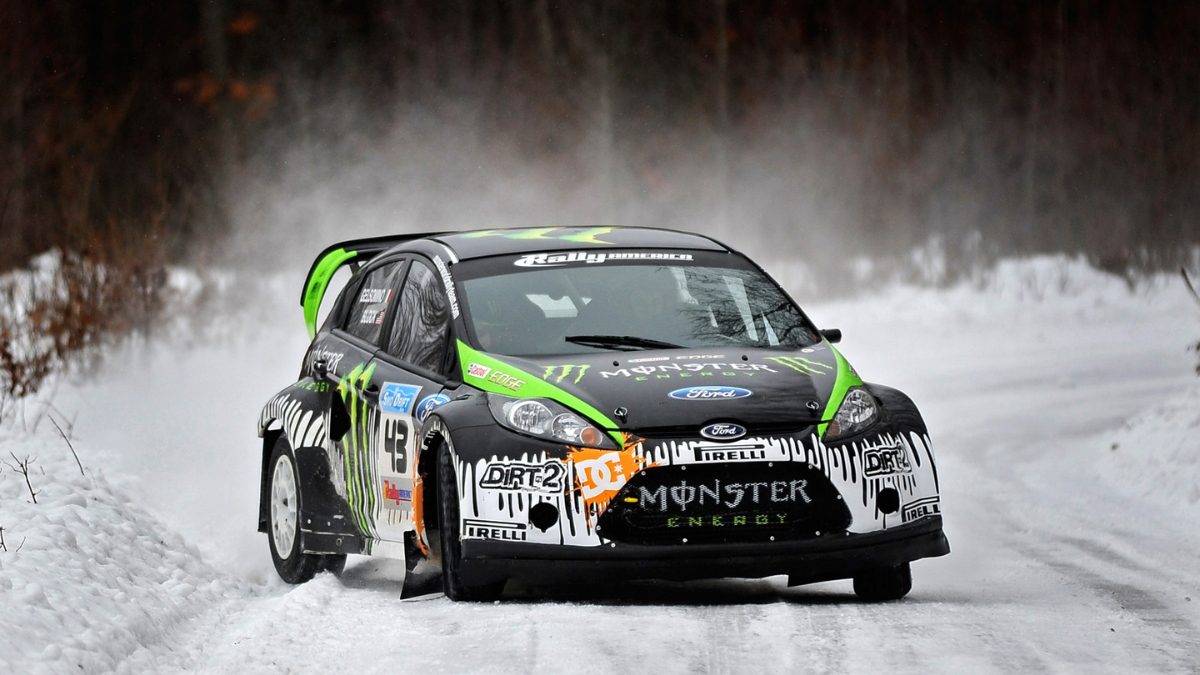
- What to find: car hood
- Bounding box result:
[457,341,858,432]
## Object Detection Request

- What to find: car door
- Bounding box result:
[315,258,408,543]
[368,256,455,542]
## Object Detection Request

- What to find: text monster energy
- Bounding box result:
[637,478,811,512]
[666,513,788,528]
[601,362,775,379]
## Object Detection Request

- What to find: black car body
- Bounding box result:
[257,226,949,600]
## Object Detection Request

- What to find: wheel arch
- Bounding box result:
[416,415,453,551]
[258,422,285,533]
[865,382,928,436]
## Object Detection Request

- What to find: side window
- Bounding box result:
[387,261,450,373]
[342,262,405,345]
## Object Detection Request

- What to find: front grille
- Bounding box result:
[596,462,851,545]
[632,421,816,439]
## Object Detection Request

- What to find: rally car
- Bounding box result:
[257,226,949,601]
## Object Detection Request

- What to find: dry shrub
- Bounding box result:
[0,226,166,417]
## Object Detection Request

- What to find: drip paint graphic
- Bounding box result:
[542,364,590,384]
[766,356,833,376]
[338,362,378,539]
[453,430,940,549]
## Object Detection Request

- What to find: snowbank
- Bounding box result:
[0,427,251,673]
[1092,379,1200,512]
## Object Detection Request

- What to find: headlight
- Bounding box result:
[487,395,617,449]
[824,387,878,439]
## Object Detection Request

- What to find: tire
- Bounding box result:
[267,436,346,583]
[436,440,505,601]
[853,562,913,601]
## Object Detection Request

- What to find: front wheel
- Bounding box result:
[267,437,346,583]
[852,562,912,601]
[436,440,505,601]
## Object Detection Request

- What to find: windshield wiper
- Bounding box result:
[564,334,684,351]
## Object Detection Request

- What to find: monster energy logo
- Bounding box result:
[338,362,378,538]
[543,364,590,384]
[766,356,833,376]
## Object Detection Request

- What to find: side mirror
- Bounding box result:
[821,328,842,344]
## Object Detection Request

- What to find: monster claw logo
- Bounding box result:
[338,362,379,538]
[767,356,833,376]
[543,364,590,384]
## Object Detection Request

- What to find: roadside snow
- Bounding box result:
[1092,379,1200,511]
[1,254,1198,672]
[0,430,252,673]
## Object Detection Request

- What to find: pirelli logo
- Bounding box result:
[901,496,940,523]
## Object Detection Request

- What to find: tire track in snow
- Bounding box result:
[1007,539,1199,671]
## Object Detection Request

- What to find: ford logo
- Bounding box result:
[700,422,747,442]
[668,386,753,401]
[414,393,450,422]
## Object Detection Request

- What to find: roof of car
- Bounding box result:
[428,226,729,260]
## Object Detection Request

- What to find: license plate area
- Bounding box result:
[596,462,851,545]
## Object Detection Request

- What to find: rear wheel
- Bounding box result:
[268,437,346,583]
[436,440,505,601]
[853,562,913,601]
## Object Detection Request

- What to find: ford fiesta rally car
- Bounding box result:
[258,226,949,601]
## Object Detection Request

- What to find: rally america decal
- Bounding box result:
[514,251,695,267]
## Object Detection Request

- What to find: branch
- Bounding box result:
[47,413,84,475]
[1182,268,1200,309]
[8,452,38,504]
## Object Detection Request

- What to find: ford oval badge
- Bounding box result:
[700,422,748,442]
[668,386,753,401]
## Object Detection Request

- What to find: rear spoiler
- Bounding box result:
[300,232,453,338]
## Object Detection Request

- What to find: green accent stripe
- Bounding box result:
[818,344,864,437]
[304,248,358,338]
[456,341,623,445]
[508,227,558,240]
[559,226,614,244]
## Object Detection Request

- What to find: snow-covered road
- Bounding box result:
[4,258,1200,673]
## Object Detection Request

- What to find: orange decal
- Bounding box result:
[569,434,653,520]
[412,474,428,556]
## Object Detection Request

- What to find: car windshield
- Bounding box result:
[456,250,820,356]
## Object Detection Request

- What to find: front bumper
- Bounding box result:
[460,515,949,586]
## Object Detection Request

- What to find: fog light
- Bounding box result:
[579,427,604,447]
